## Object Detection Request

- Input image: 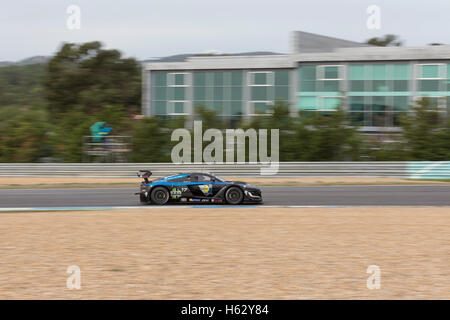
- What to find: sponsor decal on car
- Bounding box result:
[199,184,213,196]
[180,198,187,202]
[189,198,201,202]
[201,199,210,202]
[170,187,182,199]
[211,198,223,203]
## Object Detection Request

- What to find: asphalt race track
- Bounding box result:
[0,185,449,208]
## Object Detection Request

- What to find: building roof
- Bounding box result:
[143,51,282,63]
[290,31,374,53]
[142,31,450,71]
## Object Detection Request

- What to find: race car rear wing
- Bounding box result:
[137,170,152,182]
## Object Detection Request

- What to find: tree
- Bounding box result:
[0,107,52,162]
[51,109,94,162]
[132,118,173,162]
[44,41,141,119]
[400,98,450,160]
[0,63,47,108]
[291,108,362,161]
[365,34,402,47]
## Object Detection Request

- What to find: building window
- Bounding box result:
[317,65,343,80]
[418,64,442,79]
[321,97,341,110]
[248,72,274,86]
[250,101,273,114]
[248,70,290,115]
[168,73,189,87]
[299,96,317,110]
[168,101,188,115]
[192,70,244,116]
[416,64,446,93]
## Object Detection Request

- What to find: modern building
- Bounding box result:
[142,31,450,133]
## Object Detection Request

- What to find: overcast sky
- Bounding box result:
[0,0,448,61]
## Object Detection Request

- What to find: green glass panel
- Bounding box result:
[214,87,223,100]
[205,101,214,109]
[301,66,316,81]
[324,66,339,79]
[223,86,231,100]
[300,81,316,92]
[194,101,206,108]
[154,87,166,100]
[274,86,289,101]
[205,87,214,100]
[174,87,185,100]
[254,102,268,113]
[231,87,242,100]
[419,80,440,91]
[299,96,317,110]
[214,72,223,86]
[393,80,408,92]
[223,72,232,86]
[373,80,388,92]
[323,80,339,92]
[275,70,289,85]
[422,65,439,78]
[174,73,184,85]
[393,64,409,80]
[372,65,386,80]
[349,65,365,80]
[350,97,364,111]
[152,72,166,86]
[251,86,267,100]
[194,87,205,100]
[167,87,173,100]
[350,80,365,92]
[447,64,450,79]
[154,101,166,114]
[194,72,206,86]
[174,102,184,113]
[205,72,214,86]
[231,101,242,115]
[254,73,267,85]
[213,101,224,114]
[322,97,340,110]
[365,81,373,92]
[231,71,243,85]
[372,96,387,111]
[393,96,409,111]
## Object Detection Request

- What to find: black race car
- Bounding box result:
[136,170,262,205]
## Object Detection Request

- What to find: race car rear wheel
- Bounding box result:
[150,187,170,205]
[225,187,243,205]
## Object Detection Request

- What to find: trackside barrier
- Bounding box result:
[407,161,450,179]
[0,162,447,179]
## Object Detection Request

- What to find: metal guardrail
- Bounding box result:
[0,162,448,179]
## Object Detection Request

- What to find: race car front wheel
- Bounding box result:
[150,187,170,205]
[225,187,243,205]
